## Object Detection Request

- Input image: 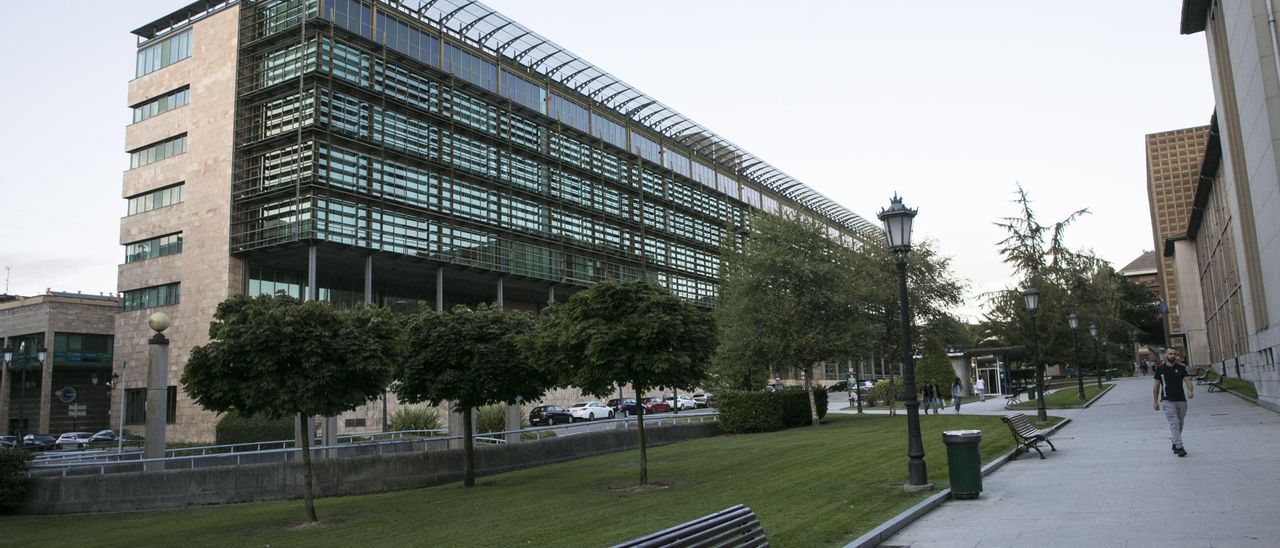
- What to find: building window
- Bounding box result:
[129,135,187,169]
[132,87,189,123]
[122,283,180,311]
[127,183,185,215]
[136,29,192,77]
[125,233,183,264]
[442,43,496,92]
[344,418,366,428]
[124,386,176,424]
[53,333,114,364]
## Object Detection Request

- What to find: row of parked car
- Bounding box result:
[0,430,143,452]
[528,393,713,426]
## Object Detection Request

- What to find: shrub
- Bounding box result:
[714,390,784,434]
[215,412,295,446]
[778,387,827,427]
[476,404,508,433]
[0,449,32,511]
[388,407,443,432]
[875,379,903,412]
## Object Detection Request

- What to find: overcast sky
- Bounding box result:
[0,0,1212,321]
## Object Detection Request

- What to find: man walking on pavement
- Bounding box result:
[1153,348,1193,457]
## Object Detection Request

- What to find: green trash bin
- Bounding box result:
[943,429,983,499]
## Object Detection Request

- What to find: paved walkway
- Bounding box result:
[879,377,1280,547]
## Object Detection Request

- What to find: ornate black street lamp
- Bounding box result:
[1089,322,1101,388]
[878,194,930,490]
[1022,288,1047,422]
[1069,312,1083,401]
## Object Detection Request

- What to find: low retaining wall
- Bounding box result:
[22,422,720,514]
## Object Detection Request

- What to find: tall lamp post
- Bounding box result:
[1,346,10,434]
[1069,312,1083,401]
[1089,322,1102,388]
[1022,288,1047,422]
[878,194,931,491]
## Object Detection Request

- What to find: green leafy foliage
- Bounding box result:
[476,404,507,433]
[524,280,716,483]
[388,407,442,432]
[214,412,294,446]
[914,352,956,389]
[715,213,877,425]
[779,388,828,427]
[396,303,549,487]
[182,294,401,522]
[874,379,903,414]
[0,449,32,511]
[713,390,784,434]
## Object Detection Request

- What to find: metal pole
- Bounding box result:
[117,361,127,454]
[1074,327,1084,401]
[855,362,863,414]
[1093,335,1102,388]
[896,256,928,489]
[19,357,27,440]
[1031,313,1047,422]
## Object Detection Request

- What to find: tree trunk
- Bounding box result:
[635,386,648,485]
[462,406,475,487]
[299,413,318,523]
[803,365,819,426]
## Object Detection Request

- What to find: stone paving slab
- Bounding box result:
[876,377,1280,547]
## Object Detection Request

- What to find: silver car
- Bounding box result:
[56,432,93,450]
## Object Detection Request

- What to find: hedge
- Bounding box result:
[214,412,295,446]
[0,449,32,511]
[714,388,828,434]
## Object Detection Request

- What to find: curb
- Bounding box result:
[844,418,1073,548]
[1080,383,1116,408]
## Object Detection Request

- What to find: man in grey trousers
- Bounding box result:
[1153,348,1194,457]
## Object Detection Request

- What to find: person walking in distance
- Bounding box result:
[1154,348,1194,457]
[951,378,964,413]
[974,377,986,402]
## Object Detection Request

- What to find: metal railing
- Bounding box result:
[26,413,718,478]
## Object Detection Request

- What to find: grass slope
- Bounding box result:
[1009,383,1112,410]
[0,414,1040,547]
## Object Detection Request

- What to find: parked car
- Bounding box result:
[827,381,849,393]
[88,429,119,444]
[567,401,614,421]
[641,397,671,413]
[22,434,57,451]
[56,432,94,450]
[528,405,573,426]
[691,392,713,408]
[607,398,640,416]
[764,383,786,393]
[0,435,16,450]
[663,395,697,411]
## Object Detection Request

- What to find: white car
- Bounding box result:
[664,395,697,411]
[56,432,94,450]
[691,392,713,408]
[568,401,614,421]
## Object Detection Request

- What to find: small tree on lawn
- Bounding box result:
[523,281,716,485]
[182,294,400,523]
[395,303,549,488]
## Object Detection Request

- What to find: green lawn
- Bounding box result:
[1009,383,1112,410]
[1207,372,1258,399]
[0,414,1050,547]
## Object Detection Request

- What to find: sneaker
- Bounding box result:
[1172,444,1177,452]
[1175,446,1187,457]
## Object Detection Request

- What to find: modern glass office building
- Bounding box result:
[118,0,878,441]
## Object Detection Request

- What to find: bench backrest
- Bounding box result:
[613,504,767,548]
[1003,413,1041,438]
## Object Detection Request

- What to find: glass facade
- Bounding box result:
[129,135,186,169]
[124,233,183,263]
[136,29,191,77]
[121,283,180,311]
[225,0,869,304]
[53,333,114,364]
[132,87,189,123]
[127,184,184,215]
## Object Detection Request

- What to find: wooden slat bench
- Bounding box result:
[1002,413,1057,460]
[1003,390,1023,408]
[613,504,768,548]
[1206,373,1226,393]
[1194,369,1211,385]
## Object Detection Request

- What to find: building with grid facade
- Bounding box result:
[1144,125,1209,343]
[116,0,880,441]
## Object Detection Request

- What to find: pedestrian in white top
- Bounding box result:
[974,378,986,402]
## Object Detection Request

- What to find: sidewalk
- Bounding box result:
[878,376,1280,547]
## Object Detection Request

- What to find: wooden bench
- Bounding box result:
[1003,390,1023,408]
[1206,372,1226,393]
[613,504,767,548]
[1002,413,1056,460]
[1194,368,1211,385]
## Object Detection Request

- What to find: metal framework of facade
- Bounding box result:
[383,0,880,239]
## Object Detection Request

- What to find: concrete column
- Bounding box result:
[364,256,374,305]
[439,268,465,448]
[947,353,970,396]
[145,331,170,469]
[435,267,444,313]
[0,336,11,433]
[306,246,317,301]
[496,277,521,442]
[548,285,555,304]
[37,326,54,434]
[497,276,505,307]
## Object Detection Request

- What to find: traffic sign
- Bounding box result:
[68,404,87,418]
